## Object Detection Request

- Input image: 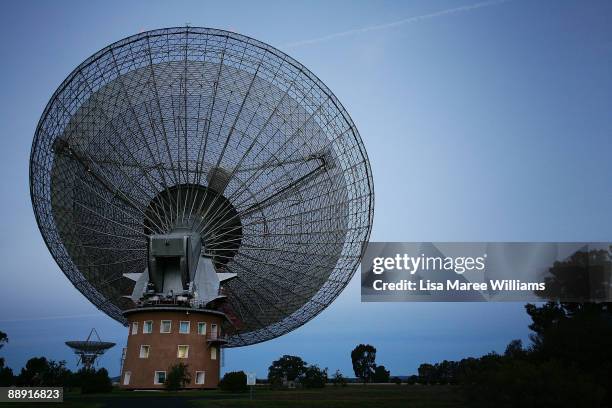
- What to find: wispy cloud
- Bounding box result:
[0,313,103,323]
[284,0,510,49]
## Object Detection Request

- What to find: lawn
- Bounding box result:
[9,385,465,408]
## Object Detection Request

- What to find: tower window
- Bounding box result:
[177,345,189,359]
[143,320,153,334]
[210,324,218,339]
[139,345,150,358]
[197,322,206,335]
[160,320,171,333]
[210,346,217,360]
[123,371,131,385]
[179,321,190,334]
[131,322,138,335]
[195,371,205,385]
[154,371,166,385]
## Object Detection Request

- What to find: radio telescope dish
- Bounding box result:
[65,328,115,370]
[30,27,374,347]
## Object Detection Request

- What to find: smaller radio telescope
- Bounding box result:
[65,328,115,370]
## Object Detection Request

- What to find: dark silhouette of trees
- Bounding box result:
[351,344,376,384]
[412,300,612,406]
[410,249,612,406]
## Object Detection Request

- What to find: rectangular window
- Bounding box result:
[154,371,166,385]
[210,324,218,339]
[123,371,131,385]
[131,322,138,335]
[177,345,189,359]
[210,346,217,360]
[195,371,205,385]
[179,321,190,334]
[139,345,150,359]
[143,320,153,334]
[160,320,171,333]
[197,322,206,335]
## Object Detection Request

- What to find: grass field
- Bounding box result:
[12,385,465,408]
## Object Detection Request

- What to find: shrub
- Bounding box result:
[405,375,418,385]
[165,363,191,391]
[372,365,390,383]
[219,371,248,392]
[331,370,347,387]
[79,368,112,394]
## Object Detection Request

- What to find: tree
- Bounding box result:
[504,339,526,359]
[0,363,13,387]
[372,365,390,383]
[417,363,435,384]
[165,363,191,390]
[44,360,71,387]
[538,248,612,302]
[268,355,306,387]
[219,371,248,392]
[17,357,49,386]
[301,365,327,388]
[463,359,605,408]
[16,358,71,387]
[0,331,7,350]
[331,370,347,387]
[351,344,376,384]
[0,331,13,386]
[405,375,418,385]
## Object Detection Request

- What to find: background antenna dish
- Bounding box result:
[31,27,374,347]
[65,328,115,370]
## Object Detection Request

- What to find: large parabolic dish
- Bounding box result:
[30,27,374,347]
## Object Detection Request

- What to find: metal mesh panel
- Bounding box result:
[30,27,374,347]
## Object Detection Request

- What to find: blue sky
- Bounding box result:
[0,0,611,378]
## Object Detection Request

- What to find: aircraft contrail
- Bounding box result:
[0,313,103,323]
[284,0,510,49]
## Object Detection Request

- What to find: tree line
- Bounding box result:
[0,331,112,393]
[409,248,612,407]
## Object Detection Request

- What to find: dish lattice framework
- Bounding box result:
[30,27,374,347]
